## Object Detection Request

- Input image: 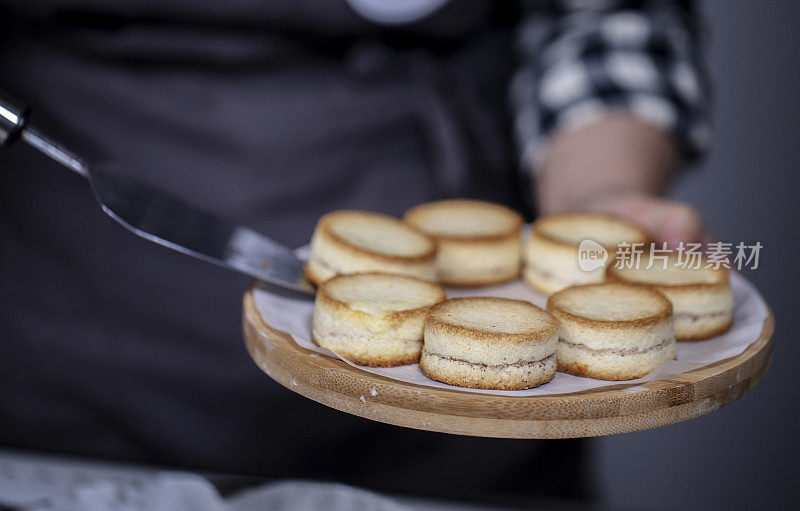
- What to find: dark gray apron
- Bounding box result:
[0,0,588,501]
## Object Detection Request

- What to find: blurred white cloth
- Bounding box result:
[0,451,409,511]
[231,481,409,511]
[28,477,409,511]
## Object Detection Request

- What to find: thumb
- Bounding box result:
[585,193,709,246]
[645,199,708,246]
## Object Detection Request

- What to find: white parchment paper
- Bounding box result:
[253,271,768,396]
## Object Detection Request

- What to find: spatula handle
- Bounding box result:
[0,88,88,176]
[0,89,29,146]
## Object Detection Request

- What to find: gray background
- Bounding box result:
[595,2,800,509]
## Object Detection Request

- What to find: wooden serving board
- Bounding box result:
[243,288,773,439]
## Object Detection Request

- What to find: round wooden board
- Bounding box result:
[242,289,774,439]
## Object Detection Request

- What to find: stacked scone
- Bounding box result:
[403,199,523,286]
[524,213,650,295]
[608,254,733,340]
[305,210,436,286]
[305,202,734,388]
[420,297,558,390]
[312,273,446,366]
[548,283,677,380]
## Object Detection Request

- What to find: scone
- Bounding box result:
[607,255,733,340]
[524,213,650,295]
[305,210,436,286]
[420,297,558,390]
[403,199,523,286]
[548,283,677,380]
[312,273,446,366]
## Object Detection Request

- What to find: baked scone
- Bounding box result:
[312,273,446,366]
[403,199,523,286]
[548,283,677,380]
[607,255,733,340]
[524,213,650,295]
[420,297,558,390]
[305,210,436,286]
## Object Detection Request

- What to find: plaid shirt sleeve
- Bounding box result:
[510,0,710,172]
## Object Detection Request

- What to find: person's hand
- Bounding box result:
[580,190,711,246]
[536,113,709,245]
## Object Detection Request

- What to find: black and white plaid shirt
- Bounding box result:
[510,0,709,171]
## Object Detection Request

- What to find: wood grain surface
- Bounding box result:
[242,288,773,439]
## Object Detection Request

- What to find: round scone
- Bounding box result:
[312,273,446,366]
[524,213,650,295]
[607,255,733,340]
[403,199,523,286]
[548,283,677,381]
[420,297,558,390]
[305,210,436,286]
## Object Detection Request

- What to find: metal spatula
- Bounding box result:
[0,89,313,298]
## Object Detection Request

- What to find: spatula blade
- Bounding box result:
[89,164,314,298]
